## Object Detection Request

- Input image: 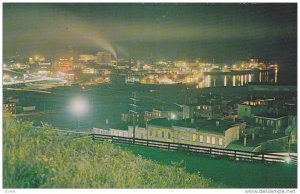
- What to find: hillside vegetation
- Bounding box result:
[3,115,217,188]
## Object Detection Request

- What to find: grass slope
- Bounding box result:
[121,144,297,188]
[3,115,217,188]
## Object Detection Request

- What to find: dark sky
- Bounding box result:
[3,3,297,67]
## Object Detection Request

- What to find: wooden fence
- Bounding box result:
[56,130,297,165]
[87,133,297,165]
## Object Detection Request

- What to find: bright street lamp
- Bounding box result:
[69,96,90,128]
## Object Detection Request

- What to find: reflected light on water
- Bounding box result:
[197,70,274,88]
[241,74,244,86]
[259,72,262,82]
[275,68,278,83]
[233,75,236,86]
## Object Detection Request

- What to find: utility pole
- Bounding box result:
[129,92,139,144]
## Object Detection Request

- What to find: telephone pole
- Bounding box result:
[129,92,139,144]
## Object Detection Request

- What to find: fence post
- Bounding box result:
[262,154,264,162]
[92,134,95,141]
[234,150,237,160]
[168,142,170,150]
[209,148,212,157]
[147,140,149,147]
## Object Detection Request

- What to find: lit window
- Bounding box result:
[218,138,223,146]
[206,136,211,144]
[256,118,259,123]
[271,120,274,126]
[181,133,185,140]
[278,120,281,127]
[212,137,215,145]
[192,134,197,141]
[200,135,203,142]
[267,120,270,126]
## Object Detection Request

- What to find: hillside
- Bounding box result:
[3,115,217,188]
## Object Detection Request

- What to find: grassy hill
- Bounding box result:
[3,115,217,188]
[122,144,297,188]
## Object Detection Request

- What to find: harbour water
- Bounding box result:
[4,70,278,130]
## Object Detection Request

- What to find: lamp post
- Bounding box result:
[69,97,90,129]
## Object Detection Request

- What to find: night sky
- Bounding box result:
[3,3,297,82]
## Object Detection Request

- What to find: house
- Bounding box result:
[237,99,269,119]
[143,106,182,122]
[253,113,288,133]
[182,102,222,119]
[152,108,182,120]
[129,118,245,148]
[128,125,147,139]
[93,122,129,137]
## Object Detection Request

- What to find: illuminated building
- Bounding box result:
[128,118,244,148]
[254,113,288,134]
[37,60,52,75]
[183,102,223,120]
[28,57,34,64]
[237,101,268,120]
[79,55,97,63]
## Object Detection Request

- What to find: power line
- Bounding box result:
[129,92,139,144]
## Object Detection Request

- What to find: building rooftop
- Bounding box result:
[147,118,175,128]
[152,104,182,112]
[254,113,288,119]
[110,122,129,131]
[184,101,222,107]
[147,118,241,135]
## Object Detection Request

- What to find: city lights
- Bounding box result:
[2,3,297,189]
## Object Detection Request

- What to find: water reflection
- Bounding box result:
[197,70,277,88]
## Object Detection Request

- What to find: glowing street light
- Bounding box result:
[285,156,291,164]
[170,113,177,120]
[69,96,90,128]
